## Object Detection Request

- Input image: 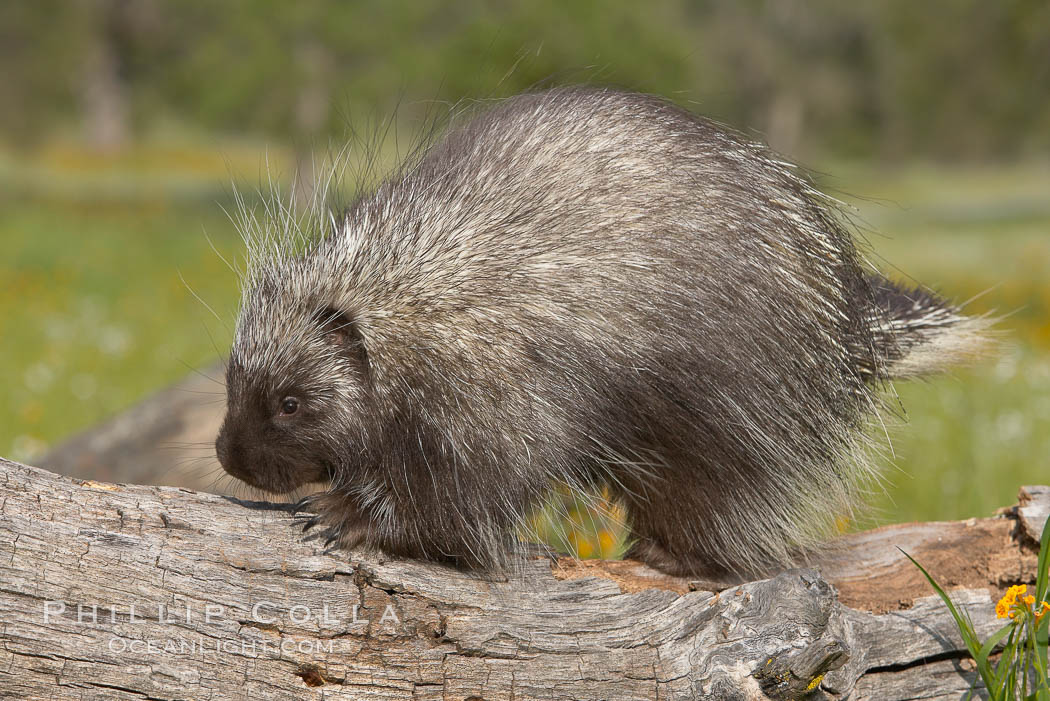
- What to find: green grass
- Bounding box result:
[0,141,253,461]
[2,142,1047,530]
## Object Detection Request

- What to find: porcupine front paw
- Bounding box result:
[292,492,370,553]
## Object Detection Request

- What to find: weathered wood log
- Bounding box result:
[0,458,1044,700]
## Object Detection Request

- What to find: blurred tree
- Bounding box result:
[78,0,132,150]
[0,2,83,148]
[0,0,1047,161]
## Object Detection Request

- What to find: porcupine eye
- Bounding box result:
[279,397,299,416]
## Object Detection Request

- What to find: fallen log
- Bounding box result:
[0,458,1044,700]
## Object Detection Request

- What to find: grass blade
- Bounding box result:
[1036,514,1050,604]
[900,548,994,684]
[980,623,1016,665]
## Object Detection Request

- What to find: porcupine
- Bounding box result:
[214,86,989,578]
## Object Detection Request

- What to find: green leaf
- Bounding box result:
[979,623,1016,665]
[1034,515,1050,684]
[1036,513,1050,605]
[900,548,996,686]
[993,628,1019,698]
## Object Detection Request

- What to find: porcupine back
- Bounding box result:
[233,86,989,576]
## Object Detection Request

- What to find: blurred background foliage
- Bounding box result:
[1,0,1048,555]
[4,0,1050,159]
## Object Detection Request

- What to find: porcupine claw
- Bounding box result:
[298,516,323,533]
[289,495,323,533]
[291,495,315,513]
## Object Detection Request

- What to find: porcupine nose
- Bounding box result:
[215,430,229,467]
[215,423,246,479]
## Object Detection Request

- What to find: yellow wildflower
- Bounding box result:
[567,530,594,559]
[1036,601,1050,625]
[996,584,1028,619]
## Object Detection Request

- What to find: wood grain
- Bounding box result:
[0,458,1044,700]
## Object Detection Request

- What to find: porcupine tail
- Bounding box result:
[865,274,996,380]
